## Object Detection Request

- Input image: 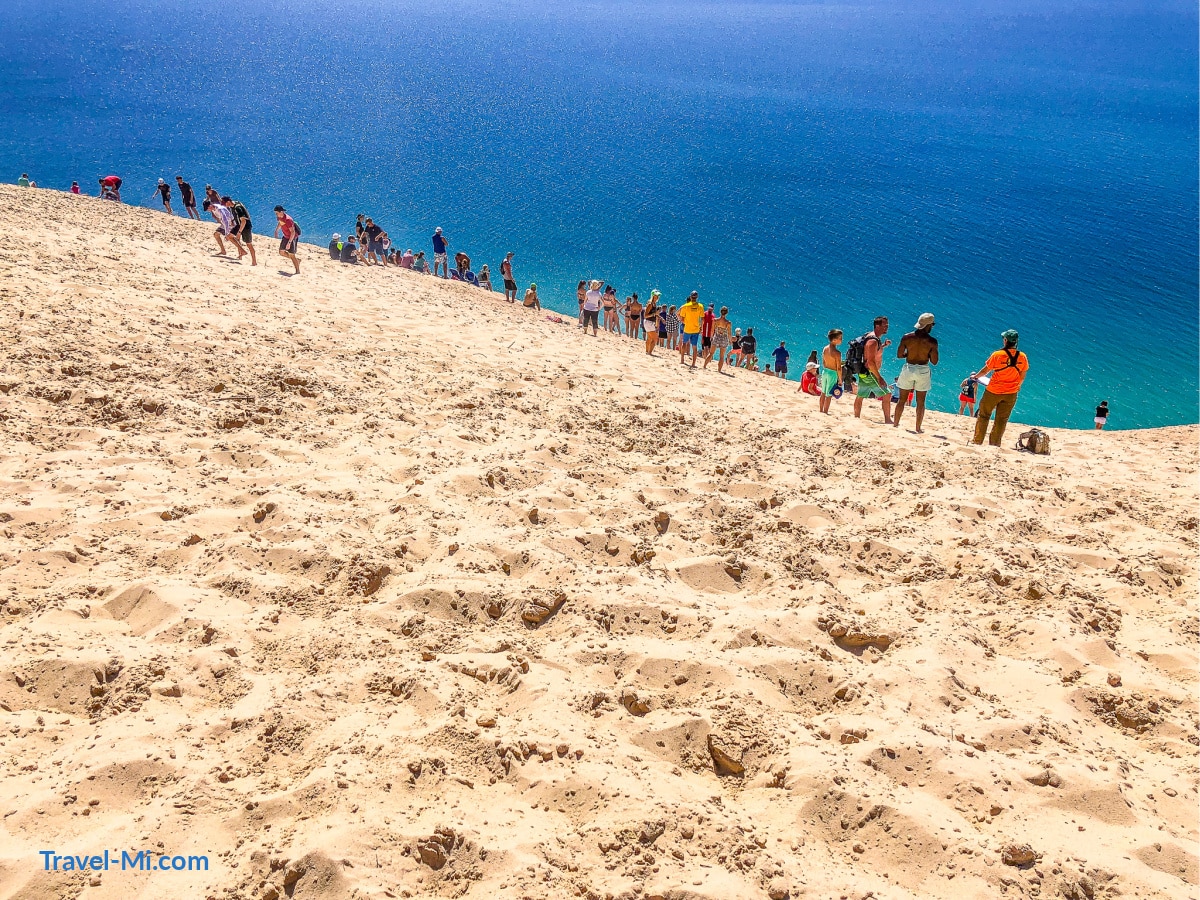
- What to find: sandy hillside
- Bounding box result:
[0,185,1196,900]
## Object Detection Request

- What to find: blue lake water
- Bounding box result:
[1,0,1195,429]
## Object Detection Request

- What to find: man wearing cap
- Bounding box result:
[155,178,173,214]
[677,292,704,367]
[894,312,939,433]
[972,330,1029,446]
[432,228,448,278]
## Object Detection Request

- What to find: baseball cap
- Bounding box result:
[158,178,165,184]
[332,233,341,240]
[1002,329,1019,344]
[530,283,537,290]
[435,227,442,233]
[915,312,935,329]
[806,361,818,370]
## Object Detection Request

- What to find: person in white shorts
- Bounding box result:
[894,312,939,433]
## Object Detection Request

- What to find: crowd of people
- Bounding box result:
[15,170,1118,441]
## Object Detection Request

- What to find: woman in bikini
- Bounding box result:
[603,286,619,333]
[643,292,660,355]
[576,280,587,327]
[626,293,642,339]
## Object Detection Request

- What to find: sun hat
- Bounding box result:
[1001,329,1019,344]
[915,312,935,329]
[806,361,818,370]
[651,289,660,297]
[590,280,601,289]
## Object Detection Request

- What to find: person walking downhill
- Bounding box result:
[176,176,199,219]
[972,329,1029,446]
[273,205,301,274]
[893,312,938,433]
[1095,401,1109,430]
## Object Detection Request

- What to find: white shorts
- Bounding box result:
[896,362,931,393]
[1095,417,1106,425]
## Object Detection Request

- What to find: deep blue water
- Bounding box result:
[1,0,1195,429]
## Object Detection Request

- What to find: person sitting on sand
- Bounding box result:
[17,174,30,187]
[412,251,428,273]
[819,329,843,414]
[400,248,414,269]
[478,264,493,291]
[894,312,938,433]
[799,361,821,395]
[1095,400,1108,430]
[70,181,81,194]
[523,283,541,310]
[329,234,342,259]
[971,329,1029,446]
[958,373,978,415]
[340,235,358,263]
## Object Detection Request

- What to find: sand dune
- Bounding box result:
[0,185,1196,900]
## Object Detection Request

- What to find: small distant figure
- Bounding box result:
[1095,401,1109,431]
[604,286,620,333]
[643,292,660,355]
[739,327,757,368]
[432,228,448,277]
[773,342,790,378]
[626,294,642,339]
[99,175,122,201]
[708,306,732,372]
[176,177,198,219]
[500,252,517,302]
[799,361,821,396]
[894,312,938,433]
[70,181,80,194]
[155,178,173,214]
[204,184,220,207]
[273,206,300,274]
[700,303,716,362]
[329,233,342,259]
[478,264,493,291]
[958,373,978,416]
[400,248,414,269]
[576,280,587,324]
[523,283,541,309]
[363,218,384,265]
[678,292,703,366]
[820,329,843,413]
[225,196,256,266]
[412,250,428,273]
[972,329,1029,446]
[582,280,603,335]
[17,174,30,187]
[729,328,742,367]
[340,235,359,264]
[665,304,680,351]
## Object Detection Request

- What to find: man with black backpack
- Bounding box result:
[972,329,1028,446]
[845,316,893,424]
[224,196,256,266]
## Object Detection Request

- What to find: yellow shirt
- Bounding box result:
[679,301,704,334]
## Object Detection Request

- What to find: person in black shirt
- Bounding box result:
[340,236,358,264]
[1094,401,1109,431]
[739,328,757,368]
[329,234,342,259]
[155,178,173,214]
[176,176,198,219]
[363,218,384,265]
[224,196,256,266]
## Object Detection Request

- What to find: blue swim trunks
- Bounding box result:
[681,332,699,348]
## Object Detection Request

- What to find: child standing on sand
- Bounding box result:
[819,330,843,414]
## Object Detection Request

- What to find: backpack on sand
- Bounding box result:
[1015,429,1050,455]
[843,331,876,377]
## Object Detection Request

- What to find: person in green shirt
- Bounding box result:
[16,174,30,188]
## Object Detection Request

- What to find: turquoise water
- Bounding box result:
[1,0,1195,429]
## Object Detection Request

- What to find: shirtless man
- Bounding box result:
[893,312,939,432]
[819,329,843,414]
[853,316,892,424]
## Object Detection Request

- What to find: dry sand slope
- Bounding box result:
[0,185,1196,900]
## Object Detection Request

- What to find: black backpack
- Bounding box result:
[844,331,877,376]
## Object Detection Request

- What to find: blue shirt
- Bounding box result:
[432,233,447,254]
[773,347,790,365]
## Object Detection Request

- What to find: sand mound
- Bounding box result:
[0,186,1196,899]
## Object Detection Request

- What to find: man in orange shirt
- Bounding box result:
[972,329,1029,446]
[677,292,704,367]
